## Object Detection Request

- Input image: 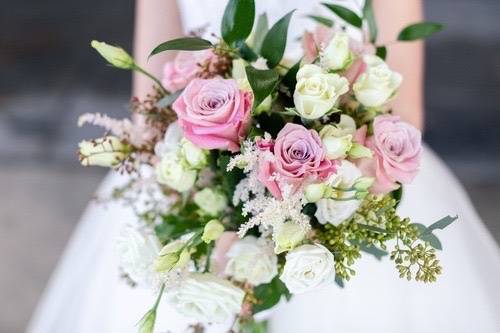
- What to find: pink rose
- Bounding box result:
[162,50,213,92]
[257,123,337,199]
[302,25,335,63]
[359,115,422,193]
[173,78,252,152]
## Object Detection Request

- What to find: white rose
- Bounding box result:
[156,152,197,192]
[315,161,363,225]
[179,138,207,169]
[319,115,358,159]
[167,273,245,323]
[274,222,306,254]
[78,136,130,168]
[280,244,335,294]
[193,188,227,216]
[154,122,183,157]
[116,226,161,287]
[353,55,403,108]
[320,32,353,71]
[225,236,278,286]
[294,64,349,119]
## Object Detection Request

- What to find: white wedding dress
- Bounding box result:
[28,1,500,332]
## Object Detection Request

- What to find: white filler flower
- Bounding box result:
[315,160,363,225]
[225,236,278,286]
[166,273,245,323]
[280,244,335,294]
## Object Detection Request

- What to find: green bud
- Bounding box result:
[202,219,225,243]
[353,177,375,192]
[137,309,156,333]
[355,191,369,200]
[91,40,134,69]
[78,136,130,168]
[348,142,373,159]
[154,241,190,272]
[304,183,327,203]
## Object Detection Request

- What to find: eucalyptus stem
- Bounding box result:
[133,64,168,95]
[204,243,213,273]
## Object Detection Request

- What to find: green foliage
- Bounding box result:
[398,22,444,41]
[155,203,204,244]
[149,37,213,58]
[252,277,291,314]
[237,42,259,62]
[221,0,255,46]
[305,15,334,28]
[260,10,295,68]
[363,0,377,43]
[245,66,280,108]
[428,215,458,231]
[252,13,269,54]
[375,46,387,60]
[156,90,182,107]
[322,3,362,28]
[281,59,302,95]
[240,320,268,333]
[218,154,245,199]
[316,195,452,284]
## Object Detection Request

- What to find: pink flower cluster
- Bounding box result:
[257,123,337,199]
[162,50,213,92]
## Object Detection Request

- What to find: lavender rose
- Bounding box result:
[257,123,337,199]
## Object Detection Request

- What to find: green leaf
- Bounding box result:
[156,90,182,107]
[218,155,245,199]
[149,37,213,57]
[305,15,334,28]
[391,185,403,208]
[221,0,255,45]
[281,59,301,95]
[322,3,362,28]
[363,0,377,43]
[334,274,345,288]
[260,10,295,68]
[245,66,279,108]
[414,223,443,250]
[375,46,387,60]
[252,13,269,54]
[397,22,444,41]
[359,243,388,260]
[428,215,458,232]
[236,41,258,62]
[252,277,290,313]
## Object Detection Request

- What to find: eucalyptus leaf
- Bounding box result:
[156,90,182,108]
[359,243,388,260]
[428,215,458,232]
[306,15,334,28]
[149,37,213,58]
[221,0,255,45]
[420,232,443,250]
[322,3,362,28]
[335,274,345,288]
[376,46,387,60]
[260,10,295,68]
[245,66,279,108]
[363,0,377,42]
[252,13,269,54]
[398,22,444,41]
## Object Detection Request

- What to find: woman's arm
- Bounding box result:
[133,0,183,99]
[374,0,424,129]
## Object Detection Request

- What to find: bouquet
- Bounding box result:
[79,0,456,331]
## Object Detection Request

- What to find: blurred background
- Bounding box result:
[0,0,499,331]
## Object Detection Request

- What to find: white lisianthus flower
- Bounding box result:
[154,122,183,157]
[167,273,245,323]
[353,55,403,108]
[179,138,207,169]
[225,236,278,286]
[280,244,335,294]
[294,64,349,119]
[202,219,225,243]
[193,188,227,216]
[116,226,161,287]
[156,152,197,192]
[304,183,327,203]
[274,222,306,254]
[315,161,363,225]
[78,136,130,168]
[320,32,353,71]
[90,40,134,69]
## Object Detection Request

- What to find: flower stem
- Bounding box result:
[132,64,168,95]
